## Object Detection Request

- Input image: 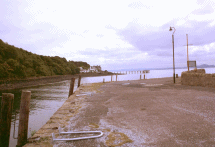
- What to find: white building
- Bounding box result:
[79,65,102,73]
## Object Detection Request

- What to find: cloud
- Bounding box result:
[116,19,215,52]
[96,34,104,38]
[128,1,151,9]
[1,0,215,70]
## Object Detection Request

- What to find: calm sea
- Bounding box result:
[85,67,215,82]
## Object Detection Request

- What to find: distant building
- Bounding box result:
[90,65,102,73]
[79,67,89,73]
[79,67,83,71]
[79,65,102,73]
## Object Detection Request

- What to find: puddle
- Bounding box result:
[144,84,163,86]
[122,83,130,85]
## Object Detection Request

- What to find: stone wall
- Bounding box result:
[181,69,215,87]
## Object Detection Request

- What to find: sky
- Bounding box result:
[1,0,215,71]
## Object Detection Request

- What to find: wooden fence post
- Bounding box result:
[0,93,14,147]
[111,75,112,82]
[116,75,118,81]
[144,74,145,79]
[140,75,141,80]
[78,75,81,87]
[17,91,31,147]
[68,78,75,97]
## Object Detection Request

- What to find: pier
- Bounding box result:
[113,70,150,75]
[23,77,215,146]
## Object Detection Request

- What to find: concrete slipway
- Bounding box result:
[24,77,215,147]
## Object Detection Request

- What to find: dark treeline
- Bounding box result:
[0,39,90,80]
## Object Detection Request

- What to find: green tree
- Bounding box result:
[0,39,91,80]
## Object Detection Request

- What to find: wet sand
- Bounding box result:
[24,77,215,146]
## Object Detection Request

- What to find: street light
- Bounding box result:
[169,27,176,83]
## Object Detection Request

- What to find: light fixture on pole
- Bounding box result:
[169,27,176,84]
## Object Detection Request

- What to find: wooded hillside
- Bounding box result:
[0,39,90,80]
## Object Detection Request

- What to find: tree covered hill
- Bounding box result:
[0,39,90,80]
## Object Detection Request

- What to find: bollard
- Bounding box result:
[78,75,81,87]
[111,75,113,82]
[0,93,14,147]
[140,75,141,80]
[17,91,31,147]
[103,78,105,83]
[116,75,118,81]
[176,74,178,78]
[68,78,75,97]
[144,74,145,79]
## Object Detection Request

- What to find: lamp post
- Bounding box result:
[169,27,176,84]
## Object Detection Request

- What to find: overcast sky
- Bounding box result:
[1,0,215,70]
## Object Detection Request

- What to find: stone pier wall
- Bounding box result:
[181,69,215,87]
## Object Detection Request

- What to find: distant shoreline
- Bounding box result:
[0,72,118,91]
